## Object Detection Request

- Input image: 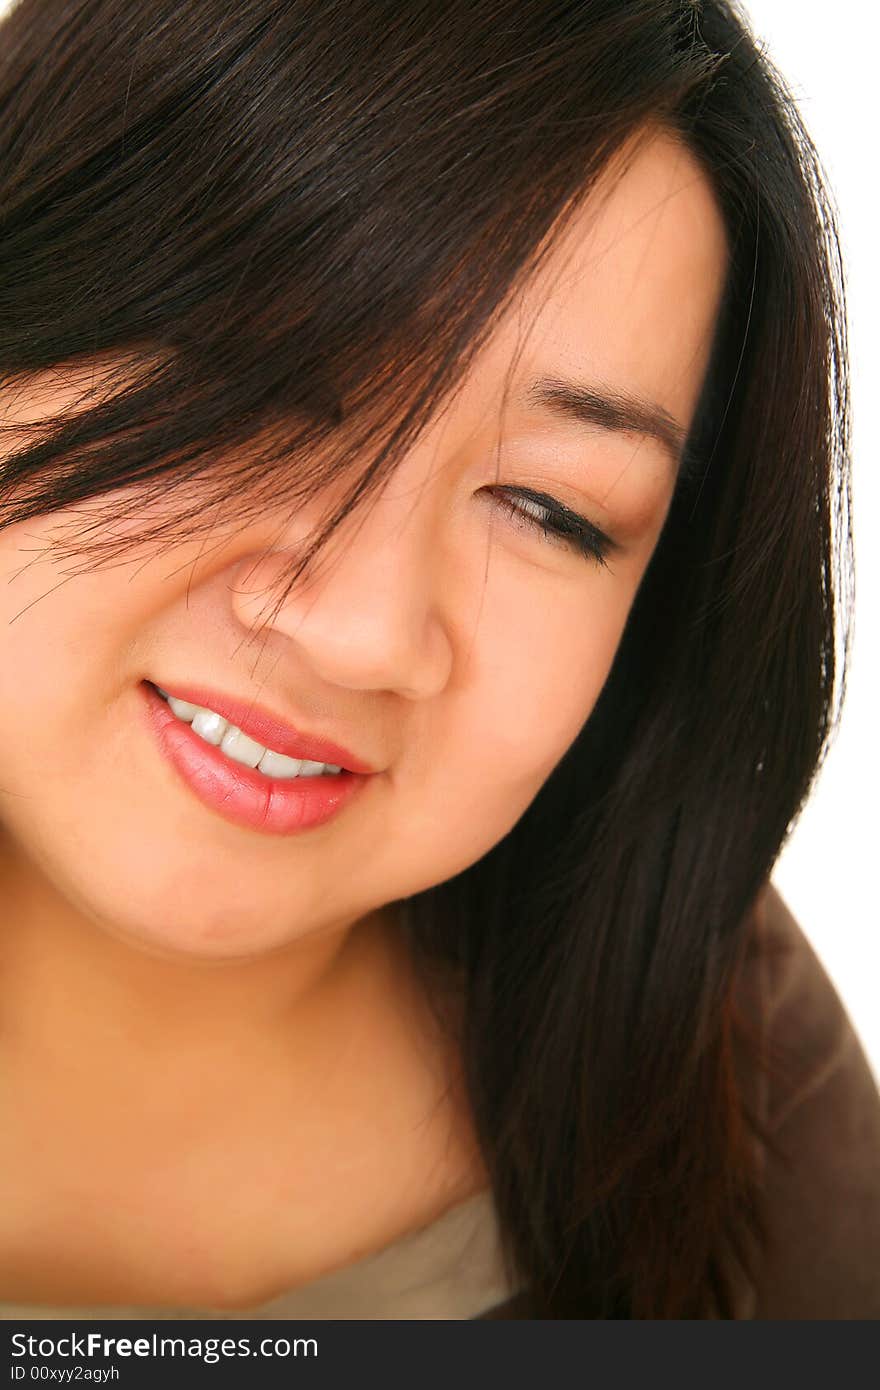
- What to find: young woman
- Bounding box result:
[0,0,877,1319]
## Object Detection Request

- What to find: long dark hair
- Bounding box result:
[0,1,851,1316]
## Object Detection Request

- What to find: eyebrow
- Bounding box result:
[521,375,688,473]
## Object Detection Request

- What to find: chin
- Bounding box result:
[90,903,304,964]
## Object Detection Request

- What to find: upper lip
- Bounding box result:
[147,680,378,774]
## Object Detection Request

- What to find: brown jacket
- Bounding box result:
[478,883,880,1318]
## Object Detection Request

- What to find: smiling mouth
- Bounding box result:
[151,685,345,780]
[141,677,378,775]
[140,680,372,836]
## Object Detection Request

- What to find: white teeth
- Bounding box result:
[155,685,342,777]
[190,708,228,745]
[257,748,305,779]
[220,725,265,769]
[167,693,200,722]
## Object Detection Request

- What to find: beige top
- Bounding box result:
[3,881,879,1320]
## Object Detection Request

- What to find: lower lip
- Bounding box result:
[140,681,373,836]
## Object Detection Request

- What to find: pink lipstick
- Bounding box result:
[140,680,376,836]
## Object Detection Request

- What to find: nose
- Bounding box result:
[227,464,458,700]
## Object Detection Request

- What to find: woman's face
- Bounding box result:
[0,129,727,962]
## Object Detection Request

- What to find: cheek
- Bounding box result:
[0,518,118,701]
[405,569,633,881]
[482,582,628,783]
[0,523,77,736]
[0,514,176,798]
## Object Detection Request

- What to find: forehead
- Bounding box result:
[465,127,729,447]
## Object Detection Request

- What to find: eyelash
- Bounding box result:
[488,487,618,569]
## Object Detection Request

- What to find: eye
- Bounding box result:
[486,486,619,569]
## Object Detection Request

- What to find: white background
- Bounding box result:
[742,0,879,1083]
[0,0,876,1077]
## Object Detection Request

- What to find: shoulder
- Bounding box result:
[478,885,880,1322]
[736,881,880,1318]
